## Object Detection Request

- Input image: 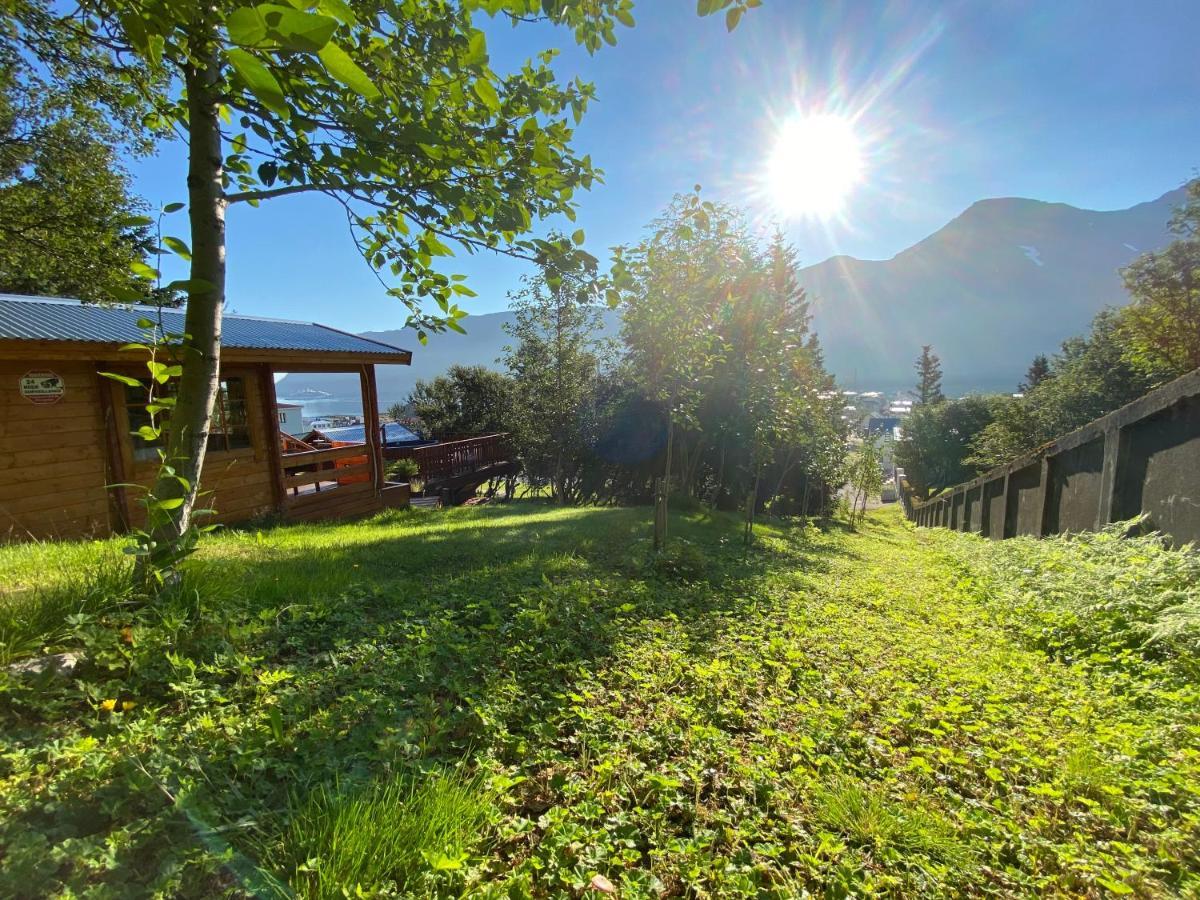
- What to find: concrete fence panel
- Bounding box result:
[909,368,1200,546]
[1045,437,1105,535]
[982,476,1006,538]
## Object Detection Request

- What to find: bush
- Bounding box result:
[385,457,420,481]
[943,518,1200,676]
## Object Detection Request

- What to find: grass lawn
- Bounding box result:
[1,504,1198,897]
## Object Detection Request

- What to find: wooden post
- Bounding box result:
[360,365,384,493]
[258,364,286,514]
[96,373,131,533]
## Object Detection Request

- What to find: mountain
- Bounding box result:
[276,309,621,410]
[277,186,1185,406]
[799,187,1185,393]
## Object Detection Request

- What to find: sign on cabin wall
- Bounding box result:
[19,369,65,405]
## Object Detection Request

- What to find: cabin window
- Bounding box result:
[126,377,252,462]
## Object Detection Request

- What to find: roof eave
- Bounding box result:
[0,338,411,367]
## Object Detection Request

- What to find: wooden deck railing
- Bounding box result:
[281,443,371,494]
[389,433,511,480]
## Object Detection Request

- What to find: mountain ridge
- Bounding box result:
[277,184,1187,404]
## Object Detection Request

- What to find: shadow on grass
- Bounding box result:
[0,502,855,895]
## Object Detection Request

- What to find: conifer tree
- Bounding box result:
[1019,354,1051,393]
[915,345,945,404]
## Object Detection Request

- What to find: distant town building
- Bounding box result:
[276,402,305,436]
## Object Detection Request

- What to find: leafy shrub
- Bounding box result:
[385,457,420,481]
[944,518,1200,675]
[650,537,709,581]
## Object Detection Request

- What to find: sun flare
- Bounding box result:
[766,114,864,218]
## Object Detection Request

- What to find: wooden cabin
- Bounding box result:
[0,294,413,541]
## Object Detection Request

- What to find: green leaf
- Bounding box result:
[726,7,744,30]
[464,30,488,67]
[258,5,337,51]
[156,497,185,510]
[318,42,381,100]
[571,228,585,246]
[473,78,501,113]
[100,372,143,387]
[163,278,215,295]
[162,202,185,214]
[162,236,192,261]
[226,6,269,46]
[226,48,290,120]
[317,0,357,27]
[131,261,158,280]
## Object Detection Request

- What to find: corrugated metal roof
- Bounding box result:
[0,294,409,359]
[318,422,428,446]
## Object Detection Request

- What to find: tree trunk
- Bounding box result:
[711,432,727,509]
[654,411,674,551]
[150,56,225,544]
[771,447,797,504]
[743,466,760,546]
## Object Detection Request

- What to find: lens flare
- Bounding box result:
[765,114,864,218]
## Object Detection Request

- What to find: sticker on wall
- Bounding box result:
[19,369,65,405]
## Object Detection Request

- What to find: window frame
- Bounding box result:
[117,371,258,472]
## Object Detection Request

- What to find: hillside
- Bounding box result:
[800,187,1185,391]
[3,506,1197,895]
[277,187,1185,405]
[277,308,621,410]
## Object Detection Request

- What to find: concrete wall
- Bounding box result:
[910,368,1200,547]
[1045,437,1104,535]
[982,476,1006,538]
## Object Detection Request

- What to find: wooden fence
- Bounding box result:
[906,368,1200,546]
[385,433,512,480]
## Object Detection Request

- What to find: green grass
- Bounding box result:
[273,773,492,899]
[1,503,1197,896]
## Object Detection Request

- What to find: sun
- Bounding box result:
[765,114,864,218]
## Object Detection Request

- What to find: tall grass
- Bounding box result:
[272,773,491,899]
[812,777,968,867]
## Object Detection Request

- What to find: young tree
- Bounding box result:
[619,192,744,547]
[1019,354,1051,393]
[846,436,883,528]
[6,0,652,555]
[503,256,609,504]
[1118,177,1200,376]
[408,365,512,440]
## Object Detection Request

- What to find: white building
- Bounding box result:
[276,402,305,436]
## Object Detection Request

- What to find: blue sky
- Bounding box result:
[130,0,1199,331]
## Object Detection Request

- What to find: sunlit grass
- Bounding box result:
[2,504,1197,896]
[270,773,491,899]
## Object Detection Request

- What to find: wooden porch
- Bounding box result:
[385,433,518,504]
[268,371,516,520]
